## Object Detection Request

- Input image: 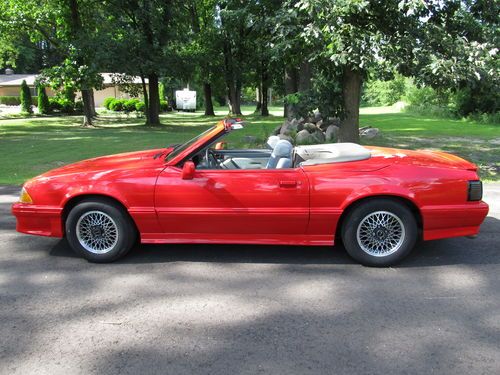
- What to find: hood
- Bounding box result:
[38,148,172,178]
[367,146,477,171]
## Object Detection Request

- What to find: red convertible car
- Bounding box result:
[12,119,488,266]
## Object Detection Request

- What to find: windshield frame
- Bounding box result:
[165,125,218,163]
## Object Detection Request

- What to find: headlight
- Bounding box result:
[19,187,33,204]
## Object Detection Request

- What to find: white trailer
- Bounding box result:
[175,88,197,111]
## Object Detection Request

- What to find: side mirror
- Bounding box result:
[181,161,195,180]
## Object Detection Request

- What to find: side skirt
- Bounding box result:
[140,233,334,246]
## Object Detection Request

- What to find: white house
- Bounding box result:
[0,70,148,106]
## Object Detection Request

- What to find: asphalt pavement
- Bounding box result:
[0,184,499,375]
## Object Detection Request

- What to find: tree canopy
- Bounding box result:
[1,0,498,136]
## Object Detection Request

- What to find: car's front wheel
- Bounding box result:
[65,199,136,262]
[341,199,418,266]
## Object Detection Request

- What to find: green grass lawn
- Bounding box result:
[0,105,499,184]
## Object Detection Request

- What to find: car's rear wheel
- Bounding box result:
[341,199,417,266]
[65,199,136,262]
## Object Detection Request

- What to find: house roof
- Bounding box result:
[0,73,147,87]
[0,74,37,86]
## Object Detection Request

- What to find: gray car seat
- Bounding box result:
[266,139,293,169]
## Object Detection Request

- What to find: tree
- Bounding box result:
[282,0,498,142]
[247,0,284,116]
[0,0,103,125]
[271,1,316,119]
[102,0,186,125]
[185,0,222,116]
[20,80,33,114]
[37,84,50,114]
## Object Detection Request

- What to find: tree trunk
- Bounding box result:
[140,75,149,123]
[222,36,242,116]
[89,89,97,117]
[256,88,262,112]
[339,67,362,143]
[225,73,242,115]
[203,82,215,116]
[261,63,269,116]
[284,67,298,120]
[147,73,160,125]
[298,61,311,92]
[81,89,93,127]
[233,79,242,115]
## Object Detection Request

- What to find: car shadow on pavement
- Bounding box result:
[48,216,500,267]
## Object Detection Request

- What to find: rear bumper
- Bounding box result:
[11,203,64,237]
[421,201,489,241]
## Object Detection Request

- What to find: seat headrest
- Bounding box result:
[267,135,280,149]
[272,140,293,157]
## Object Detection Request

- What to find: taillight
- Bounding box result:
[468,181,482,201]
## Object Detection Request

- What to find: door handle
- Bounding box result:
[279,180,298,188]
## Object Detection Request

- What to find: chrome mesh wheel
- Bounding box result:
[356,211,405,257]
[76,211,119,254]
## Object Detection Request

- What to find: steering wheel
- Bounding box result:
[205,148,219,169]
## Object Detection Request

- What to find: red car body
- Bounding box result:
[12,120,489,249]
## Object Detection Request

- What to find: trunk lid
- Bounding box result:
[367,146,477,171]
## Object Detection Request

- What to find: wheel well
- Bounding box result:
[335,195,423,243]
[61,194,139,238]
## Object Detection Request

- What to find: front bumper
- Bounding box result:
[11,203,64,237]
[421,201,489,241]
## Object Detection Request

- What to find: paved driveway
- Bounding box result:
[0,184,499,375]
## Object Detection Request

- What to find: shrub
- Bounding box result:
[159,82,166,100]
[103,97,115,110]
[20,80,33,114]
[135,101,145,112]
[48,97,78,113]
[37,85,50,114]
[109,98,128,111]
[49,98,62,112]
[160,100,171,112]
[74,100,84,113]
[58,98,75,113]
[363,75,409,106]
[124,98,140,112]
[0,96,21,105]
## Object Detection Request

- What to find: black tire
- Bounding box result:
[65,199,137,263]
[341,199,417,267]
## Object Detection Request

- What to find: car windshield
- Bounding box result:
[166,125,217,162]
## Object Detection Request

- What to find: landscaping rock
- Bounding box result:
[278,134,294,143]
[304,122,317,133]
[328,117,341,127]
[313,109,322,123]
[280,123,292,135]
[311,129,326,143]
[360,127,380,139]
[325,125,339,142]
[272,124,282,136]
[296,129,314,144]
[297,122,304,131]
[280,118,299,135]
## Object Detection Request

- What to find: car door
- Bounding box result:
[154,166,309,236]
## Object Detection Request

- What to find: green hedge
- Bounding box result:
[48,98,81,114]
[0,96,21,105]
[104,97,172,113]
[0,96,38,106]
[103,97,115,110]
